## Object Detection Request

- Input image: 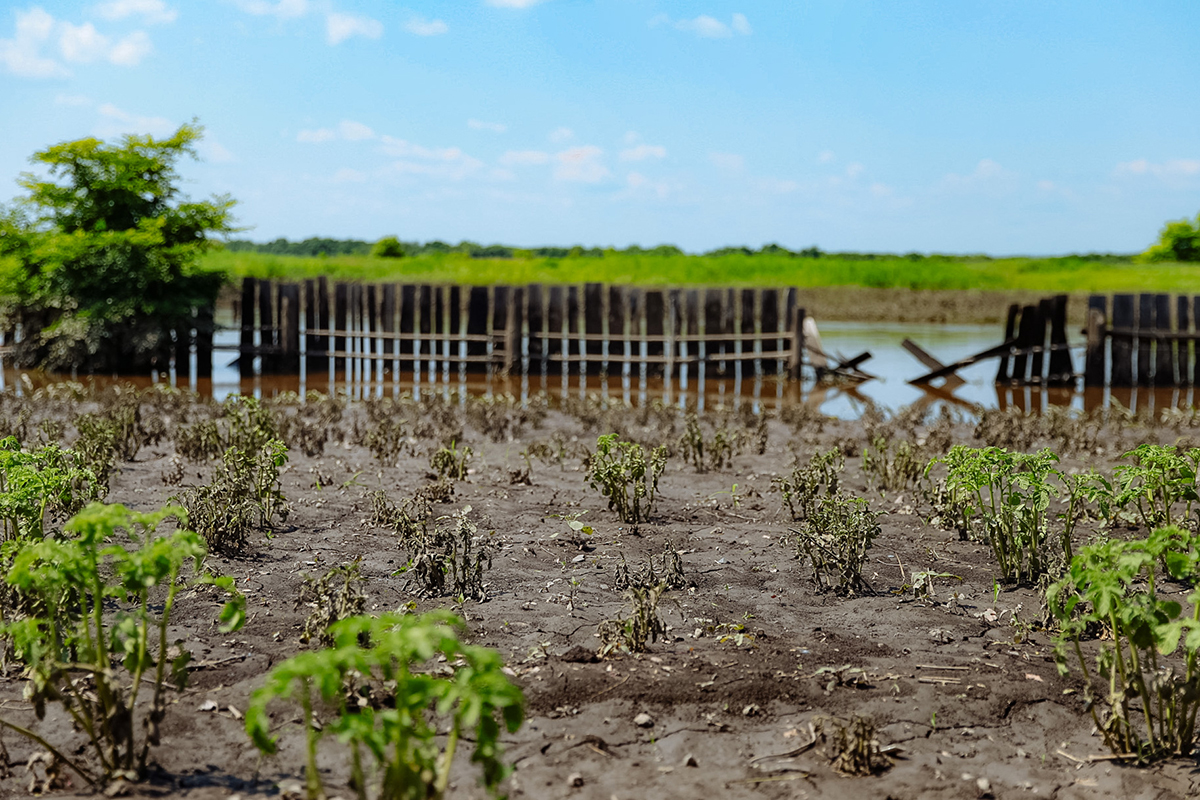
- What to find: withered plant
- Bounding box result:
[597,583,669,656]
[775,448,844,521]
[813,715,893,776]
[297,560,367,647]
[793,492,881,595]
[400,507,493,600]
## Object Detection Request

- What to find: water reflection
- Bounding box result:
[0,319,1192,419]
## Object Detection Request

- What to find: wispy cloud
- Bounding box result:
[708,151,744,173]
[0,7,154,78]
[548,126,573,144]
[554,145,608,183]
[231,0,308,19]
[485,0,552,8]
[94,102,174,137]
[468,118,506,133]
[619,143,666,162]
[624,171,671,199]
[1115,158,1200,180]
[94,0,177,25]
[650,12,752,39]
[297,119,376,143]
[940,158,1016,192]
[405,16,447,36]
[500,150,550,166]
[326,12,381,45]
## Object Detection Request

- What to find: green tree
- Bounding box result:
[0,122,235,370]
[371,235,406,258]
[1141,212,1200,263]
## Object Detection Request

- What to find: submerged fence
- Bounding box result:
[222,278,807,383]
[1084,293,1200,388]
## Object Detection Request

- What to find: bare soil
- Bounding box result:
[2,391,1198,800]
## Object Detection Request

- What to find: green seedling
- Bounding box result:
[931,445,1063,584]
[1114,444,1200,529]
[586,434,668,526]
[245,611,524,800]
[708,483,741,509]
[0,503,244,788]
[1049,525,1200,760]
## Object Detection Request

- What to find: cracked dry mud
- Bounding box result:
[2,395,1198,800]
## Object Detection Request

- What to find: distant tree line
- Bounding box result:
[222,236,1135,262]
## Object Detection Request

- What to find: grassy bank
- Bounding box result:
[203,249,1196,293]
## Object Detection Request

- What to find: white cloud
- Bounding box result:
[650,13,752,39]
[845,162,864,179]
[297,127,335,143]
[232,0,308,19]
[1036,179,1057,192]
[199,137,235,163]
[59,21,109,62]
[817,150,835,164]
[296,119,374,143]
[869,182,893,197]
[326,12,382,45]
[468,118,507,133]
[55,92,91,105]
[939,158,1017,193]
[95,0,177,25]
[619,143,666,162]
[0,7,69,77]
[709,151,744,173]
[625,171,670,199]
[107,30,150,64]
[1115,158,1200,179]
[554,145,608,183]
[94,102,174,137]
[0,9,154,76]
[338,119,374,140]
[500,150,550,166]
[486,0,551,7]
[548,127,573,144]
[405,16,447,36]
[379,135,474,163]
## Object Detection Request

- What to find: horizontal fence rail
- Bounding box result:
[226,278,808,384]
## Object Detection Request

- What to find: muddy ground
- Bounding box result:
[1,388,1199,800]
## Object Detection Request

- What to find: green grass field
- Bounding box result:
[202,249,1196,293]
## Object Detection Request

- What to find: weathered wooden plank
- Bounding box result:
[239,278,256,378]
[1010,305,1039,383]
[1177,295,1190,385]
[279,283,301,373]
[195,306,213,379]
[996,304,1019,383]
[645,290,665,372]
[1029,298,1052,381]
[333,283,348,374]
[366,285,379,377]
[467,287,488,365]
[316,277,330,370]
[583,283,603,370]
[1084,295,1107,388]
[607,285,624,378]
[259,279,277,373]
[1137,293,1154,386]
[526,284,544,371]
[1155,294,1175,386]
[381,284,397,373]
[1110,294,1135,387]
[1047,294,1073,384]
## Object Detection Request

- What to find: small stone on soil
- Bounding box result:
[634,712,654,727]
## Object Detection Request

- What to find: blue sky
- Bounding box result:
[1,0,1198,254]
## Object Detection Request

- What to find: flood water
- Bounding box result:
[0,319,1192,419]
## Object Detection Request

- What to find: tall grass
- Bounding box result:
[201,250,1199,293]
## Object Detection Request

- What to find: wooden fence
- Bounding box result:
[994,295,1075,386]
[1084,293,1200,388]
[224,278,807,382]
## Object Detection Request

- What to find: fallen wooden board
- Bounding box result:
[901,339,965,388]
[910,339,1017,384]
